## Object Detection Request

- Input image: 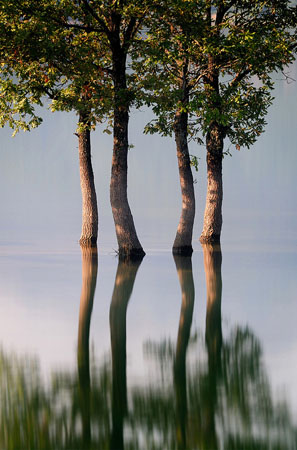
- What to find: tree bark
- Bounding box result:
[77,244,98,448]
[200,123,224,244]
[172,110,195,256]
[78,114,98,246]
[109,257,143,450]
[110,51,145,260]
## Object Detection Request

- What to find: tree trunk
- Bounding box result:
[78,114,98,246]
[109,257,143,450]
[173,255,195,450]
[110,52,145,260]
[200,123,224,244]
[77,244,98,448]
[172,110,195,256]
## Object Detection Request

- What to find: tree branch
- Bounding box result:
[79,0,112,38]
[57,20,101,33]
[223,68,250,97]
[123,17,137,50]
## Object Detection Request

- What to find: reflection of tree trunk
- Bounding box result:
[172,109,195,256]
[110,50,145,261]
[78,113,98,246]
[204,244,222,362]
[173,255,195,450]
[77,244,98,449]
[110,257,143,450]
[202,243,222,450]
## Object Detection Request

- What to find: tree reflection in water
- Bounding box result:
[173,255,195,450]
[77,245,98,449]
[0,246,296,449]
[200,243,222,450]
[109,258,143,450]
[137,245,297,449]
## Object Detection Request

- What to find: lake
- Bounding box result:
[0,62,296,449]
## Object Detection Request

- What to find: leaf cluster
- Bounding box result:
[0,0,296,142]
[0,0,148,133]
[135,0,296,149]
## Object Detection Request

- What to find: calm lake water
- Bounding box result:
[0,62,297,449]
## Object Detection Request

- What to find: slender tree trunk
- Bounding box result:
[109,257,143,450]
[173,110,195,256]
[78,114,98,246]
[173,255,195,450]
[77,244,98,448]
[200,123,224,244]
[110,51,145,260]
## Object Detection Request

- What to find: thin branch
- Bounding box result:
[229,68,250,88]
[221,0,237,17]
[188,71,206,91]
[206,6,212,27]
[14,0,102,34]
[129,9,148,41]
[278,71,296,84]
[223,68,250,97]
[55,20,100,33]
[80,0,112,38]
[123,7,148,52]
[123,17,137,50]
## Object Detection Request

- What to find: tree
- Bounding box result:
[0,1,113,246]
[134,0,205,255]
[49,0,147,259]
[0,0,147,258]
[195,1,296,243]
[137,0,296,245]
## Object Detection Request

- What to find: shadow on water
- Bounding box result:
[0,246,296,449]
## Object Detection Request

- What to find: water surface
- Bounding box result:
[0,241,296,449]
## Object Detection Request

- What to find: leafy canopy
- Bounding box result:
[135,0,296,149]
[0,0,148,133]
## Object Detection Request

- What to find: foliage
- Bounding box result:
[0,0,148,134]
[135,0,296,150]
[1,0,295,141]
[0,73,43,135]
[190,154,200,171]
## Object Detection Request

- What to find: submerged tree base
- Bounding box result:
[199,234,221,244]
[118,247,146,262]
[79,237,97,247]
[172,245,193,256]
